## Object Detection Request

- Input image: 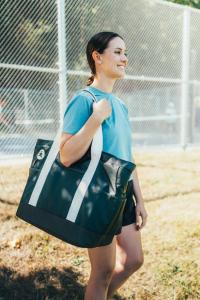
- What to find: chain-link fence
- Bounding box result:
[1,0,200,161]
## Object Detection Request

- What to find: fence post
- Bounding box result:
[21,89,29,120]
[56,0,67,131]
[181,8,191,149]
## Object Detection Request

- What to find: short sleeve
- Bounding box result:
[62,93,93,134]
[121,102,129,115]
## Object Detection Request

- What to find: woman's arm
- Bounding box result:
[132,167,144,204]
[60,114,102,167]
[132,166,148,230]
[60,98,112,167]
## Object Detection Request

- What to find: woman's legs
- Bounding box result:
[107,223,144,299]
[84,237,117,300]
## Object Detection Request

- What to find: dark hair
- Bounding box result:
[86,31,123,86]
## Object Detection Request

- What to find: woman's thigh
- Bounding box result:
[87,236,116,276]
[116,224,144,268]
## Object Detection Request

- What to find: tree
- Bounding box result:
[164,0,200,9]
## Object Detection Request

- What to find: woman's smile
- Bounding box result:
[117,65,125,70]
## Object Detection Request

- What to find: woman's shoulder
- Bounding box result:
[63,89,94,116]
[69,89,94,104]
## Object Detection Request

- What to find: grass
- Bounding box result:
[0,148,200,300]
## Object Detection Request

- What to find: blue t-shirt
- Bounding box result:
[62,86,134,163]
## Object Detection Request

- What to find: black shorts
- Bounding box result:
[115,180,137,235]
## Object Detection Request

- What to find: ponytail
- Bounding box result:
[86,74,94,86]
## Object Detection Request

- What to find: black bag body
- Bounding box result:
[16,90,136,248]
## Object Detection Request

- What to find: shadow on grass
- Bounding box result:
[0,266,126,300]
[0,198,16,206]
[0,266,84,300]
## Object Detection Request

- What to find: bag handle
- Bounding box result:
[28,89,103,224]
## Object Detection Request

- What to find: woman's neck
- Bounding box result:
[91,77,116,94]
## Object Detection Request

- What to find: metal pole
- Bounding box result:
[56,0,67,131]
[180,8,191,149]
[22,89,29,120]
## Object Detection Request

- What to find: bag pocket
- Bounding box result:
[76,192,126,235]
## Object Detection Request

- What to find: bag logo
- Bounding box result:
[36,149,45,160]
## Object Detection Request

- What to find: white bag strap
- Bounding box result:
[28,89,103,223]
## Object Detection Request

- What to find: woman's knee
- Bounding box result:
[124,253,144,274]
[88,238,116,285]
[90,265,115,285]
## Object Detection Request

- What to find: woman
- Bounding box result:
[60,32,148,300]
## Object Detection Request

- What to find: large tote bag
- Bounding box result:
[16,89,136,248]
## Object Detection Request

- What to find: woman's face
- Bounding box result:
[98,37,128,79]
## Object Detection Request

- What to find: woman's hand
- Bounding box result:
[92,99,112,124]
[135,201,148,231]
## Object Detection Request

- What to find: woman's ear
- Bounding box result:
[92,51,102,64]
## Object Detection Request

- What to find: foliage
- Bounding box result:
[165,0,200,9]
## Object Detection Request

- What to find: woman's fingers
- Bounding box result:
[135,204,148,230]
